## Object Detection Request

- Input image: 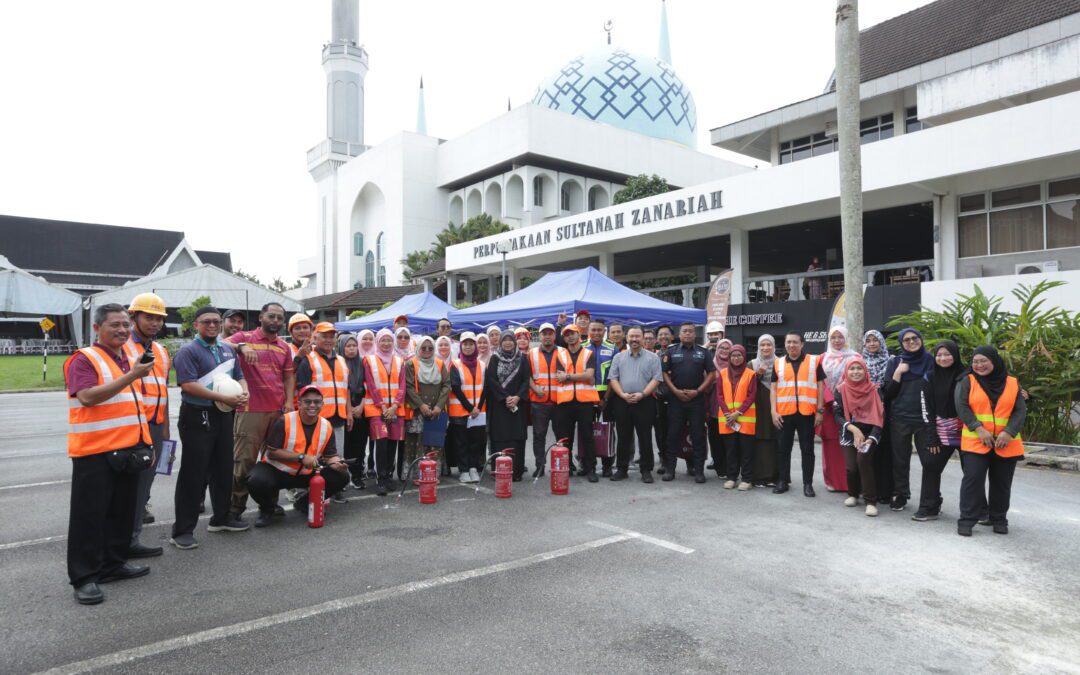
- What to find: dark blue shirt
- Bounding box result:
[662,342,715,390]
[174,337,243,407]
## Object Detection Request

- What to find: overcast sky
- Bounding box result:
[0,0,933,283]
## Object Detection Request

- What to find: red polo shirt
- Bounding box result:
[226,328,293,412]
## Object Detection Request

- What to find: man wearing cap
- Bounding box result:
[609,326,663,482]
[294,322,354,454]
[171,306,249,550]
[246,385,349,528]
[661,321,716,483]
[554,324,599,482]
[222,309,245,339]
[554,310,592,348]
[121,293,171,559]
[394,315,409,331]
[226,302,295,521]
[527,322,564,476]
[287,313,314,363]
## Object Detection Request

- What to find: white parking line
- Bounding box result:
[587,520,696,554]
[37,533,637,675]
[0,479,71,491]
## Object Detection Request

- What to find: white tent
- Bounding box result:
[0,255,85,344]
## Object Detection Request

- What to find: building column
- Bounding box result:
[489,275,499,300]
[422,277,433,293]
[729,229,748,304]
[937,194,957,280]
[447,273,458,305]
[464,277,474,303]
[893,92,907,137]
[682,288,694,307]
[598,251,615,277]
[507,267,520,293]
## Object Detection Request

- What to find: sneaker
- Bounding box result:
[890,496,907,512]
[142,507,155,524]
[610,469,628,481]
[586,472,599,483]
[723,480,736,489]
[694,473,706,484]
[865,504,879,517]
[208,516,250,533]
[169,533,198,550]
[977,517,992,526]
[285,489,298,503]
[350,474,365,489]
[912,509,939,522]
[844,496,857,507]
[641,471,654,484]
[331,493,347,504]
[737,482,752,491]
[254,511,275,528]
[957,524,973,537]
[273,504,285,516]
[656,466,666,476]
[459,472,473,484]
[469,468,481,482]
[376,480,389,496]
[993,523,1008,535]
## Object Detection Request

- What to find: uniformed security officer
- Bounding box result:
[661,321,716,483]
[586,319,617,476]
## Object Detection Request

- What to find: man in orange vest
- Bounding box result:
[246,385,350,527]
[527,323,563,477]
[294,322,354,462]
[770,331,826,496]
[554,324,599,482]
[122,293,171,560]
[64,303,156,605]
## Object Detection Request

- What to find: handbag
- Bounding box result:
[106,382,154,474]
[592,420,616,459]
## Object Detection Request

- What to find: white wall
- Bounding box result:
[920,270,1080,313]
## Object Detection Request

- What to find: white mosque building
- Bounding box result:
[296,0,748,298]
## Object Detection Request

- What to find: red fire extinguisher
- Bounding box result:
[416,451,439,504]
[494,450,514,499]
[308,471,325,528]
[550,440,570,496]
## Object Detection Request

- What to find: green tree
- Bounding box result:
[269,276,303,292]
[235,269,261,286]
[403,214,511,279]
[613,174,670,205]
[888,280,1080,445]
[178,295,213,337]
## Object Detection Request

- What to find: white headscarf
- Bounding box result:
[394,326,414,360]
[414,336,442,385]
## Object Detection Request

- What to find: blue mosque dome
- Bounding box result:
[532,47,698,148]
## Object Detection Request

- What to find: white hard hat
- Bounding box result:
[212,376,243,412]
[705,321,724,334]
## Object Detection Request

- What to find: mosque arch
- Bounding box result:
[505,174,524,221]
[560,178,584,213]
[484,182,503,219]
[588,185,610,211]
[376,231,386,287]
[466,188,482,220]
[349,182,386,288]
[448,195,464,226]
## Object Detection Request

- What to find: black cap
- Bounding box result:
[193,305,221,320]
[222,309,244,319]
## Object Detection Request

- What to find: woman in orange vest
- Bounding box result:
[833,357,883,517]
[363,328,406,494]
[717,345,757,490]
[449,332,487,482]
[402,336,450,469]
[955,346,1026,536]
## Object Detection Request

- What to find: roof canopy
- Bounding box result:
[448,267,705,329]
[0,256,85,343]
[90,264,302,313]
[334,291,453,333]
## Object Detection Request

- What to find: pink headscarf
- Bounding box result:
[435,335,453,362]
[822,326,857,390]
[357,329,376,358]
[476,333,492,366]
[374,328,395,369]
[713,338,733,372]
[394,326,414,360]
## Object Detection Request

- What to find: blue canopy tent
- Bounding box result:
[448,267,705,329]
[334,292,454,333]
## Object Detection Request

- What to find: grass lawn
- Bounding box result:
[0,355,67,391]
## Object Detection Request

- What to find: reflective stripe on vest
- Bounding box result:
[362,355,402,417]
[448,359,485,417]
[259,412,332,475]
[64,346,152,457]
[718,368,757,435]
[122,339,170,425]
[774,354,819,416]
[557,347,599,404]
[960,375,1025,457]
[529,347,563,404]
[307,352,348,419]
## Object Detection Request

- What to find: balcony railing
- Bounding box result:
[743,259,934,303]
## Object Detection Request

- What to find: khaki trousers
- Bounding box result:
[232,411,281,513]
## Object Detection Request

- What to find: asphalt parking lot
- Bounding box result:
[2,390,1079,674]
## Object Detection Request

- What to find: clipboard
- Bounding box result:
[422,413,449,448]
[466,412,487,428]
[156,439,177,475]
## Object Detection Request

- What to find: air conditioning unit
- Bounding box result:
[1015,260,1059,274]
[824,120,838,137]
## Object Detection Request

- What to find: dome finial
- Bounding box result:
[659,0,672,64]
[416,75,427,135]
[603,19,613,46]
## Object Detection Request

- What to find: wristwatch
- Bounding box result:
[817,408,825,414]
[297,453,305,463]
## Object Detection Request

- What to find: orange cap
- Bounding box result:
[314,322,337,334]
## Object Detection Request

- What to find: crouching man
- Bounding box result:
[246,385,349,527]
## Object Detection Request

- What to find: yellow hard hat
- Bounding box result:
[288,313,314,329]
[128,292,167,317]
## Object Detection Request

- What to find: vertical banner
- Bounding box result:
[706,269,734,327]
[828,290,847,335]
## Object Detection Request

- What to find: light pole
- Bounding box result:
[496,239,512,297]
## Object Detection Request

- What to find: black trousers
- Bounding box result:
[707,416,724,474]
[595,403,614,470]
[451,422,487,472]
[132,421,165,545]
[916,445,956,512]
[342,418,369,471]
[174,403,234,537]
[531,402,557,468]
[666,398,707,471]
[959,451,1017,528]
[373,438,400,481]
[778,413,816,485]
[722,432,754,482]
[842,443,878,504]
[555,401,596,472]
[610,395,655,471]
[654,397,669,461]
[68,453,138,586]
[873,418,895,501]
[247,462,348,512]
[490,439,526,478]
[891,419,931,499]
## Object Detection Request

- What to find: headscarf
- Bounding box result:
[895,327,934,381]
[458,336,479,369]
[822,326,857,389]
[435,335,453,361]
[930,340,964,418]
[414,336,442,385]
[838,356,884,427]
[486,325,501,343]
[969,345,1009,407]
[394,326,414,360]
[337,334,363,393]
[491,333,522,390]
[374,328,395,369]
[752,334,776,384]
[357,329,376,358]
[726,344,748,380]
[713,338,733,372]
[861,329,891,388]
[476,333,492,366]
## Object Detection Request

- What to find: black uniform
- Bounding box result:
[662,343,715,474]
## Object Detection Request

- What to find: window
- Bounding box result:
[378,266,386,287]
[957,176,1080,257]
[990,206,1043,254]
[365,251,375,287]
[375,232,385,287]
[859,113,894,144]
[560,186,570,211]
[353,232,364,256]
[778,112,894,164]
[1048,177,1080,249]
[958,214,988,257]
[905,106,926,133]
[533,176,545,207]
[588,190,597,211]
[991,184,1040,208]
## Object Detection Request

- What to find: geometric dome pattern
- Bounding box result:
[533,48,697,148]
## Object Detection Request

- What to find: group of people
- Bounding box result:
[63,294,1027,605]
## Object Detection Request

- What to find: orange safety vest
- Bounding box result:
[960,375,1025,457]
[718,368,757,435]
[448,359,486,417]
[289,342,300,359]
[774,354,820,416]
[306,352,348,420]
[405,357,445,419]
[63,346,152,458]
[556,347,599,404]
[528,347,564,404]
[121,338,170,425]
[362,354,402,417]
[259,411,332,475]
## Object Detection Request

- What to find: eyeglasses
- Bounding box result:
[902,336,921,344]
[198,319,221,326]
[299,399,322,406]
